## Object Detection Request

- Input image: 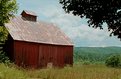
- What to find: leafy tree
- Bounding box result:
[0,0,18,26]
[105,54,121,67]
[0,0,17,42]
[0,0,18,63]
[60,0,121,39]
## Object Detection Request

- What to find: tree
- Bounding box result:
[0,0,18,42]
[0,0,17,41]
[60,0,121,39]
[0,0,17,63]
[105,54,121,67]
[0,0,18,26]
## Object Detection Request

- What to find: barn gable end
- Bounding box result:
[5,10,73,68]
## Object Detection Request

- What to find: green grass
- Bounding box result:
[0,63,121,79]
[0,64,27,79]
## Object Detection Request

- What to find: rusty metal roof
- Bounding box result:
[5,16,73,46]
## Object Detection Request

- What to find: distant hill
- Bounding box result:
[74,47,121,62]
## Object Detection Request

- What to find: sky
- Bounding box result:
[16,0,121,47]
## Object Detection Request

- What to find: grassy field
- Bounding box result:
[0,63,121,79]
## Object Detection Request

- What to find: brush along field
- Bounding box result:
[0,63,121,79]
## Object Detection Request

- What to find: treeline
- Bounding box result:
[74,47,121,63]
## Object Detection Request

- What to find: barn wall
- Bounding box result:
[38,44,73,68]
[13,41,73,68]
[14,41,39,68]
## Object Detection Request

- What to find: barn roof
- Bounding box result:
[5,14,73,46]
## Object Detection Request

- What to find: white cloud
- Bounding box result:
[48,11,108,42]
[46,9,121,47]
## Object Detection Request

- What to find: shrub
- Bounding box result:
[105,54,121,67]
[0,51,10,65]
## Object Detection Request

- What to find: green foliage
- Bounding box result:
[74,47,121,63]
[105,54,121,67]
[0,0,18,26]
[0,27,8,43]
[60,0,121,39]
[0,0,17,41]
[0,0,17,64]
[82,61,91,65]
[0,26,10,65]
[0,51,10,65]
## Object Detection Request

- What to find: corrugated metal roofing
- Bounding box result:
[5,16,73,46]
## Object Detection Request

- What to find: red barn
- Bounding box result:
[5,10,73,68]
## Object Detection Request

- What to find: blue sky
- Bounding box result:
[17,0,121,47]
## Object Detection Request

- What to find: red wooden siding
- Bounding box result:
[13,40,73,68]
[14,41,39,68]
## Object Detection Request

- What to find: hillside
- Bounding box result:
[74,47,121,62]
